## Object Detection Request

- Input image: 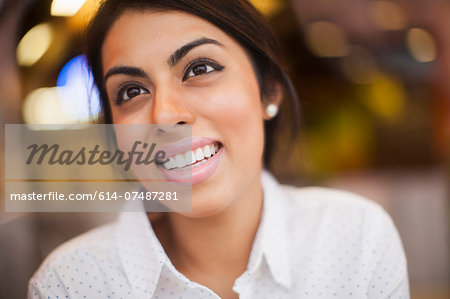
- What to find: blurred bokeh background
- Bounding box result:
[0,0,449,298]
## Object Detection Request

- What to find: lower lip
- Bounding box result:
[157,145,223,185]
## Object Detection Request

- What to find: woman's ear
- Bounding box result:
[262,81,283,120]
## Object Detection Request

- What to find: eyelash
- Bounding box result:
[115,83,149,105]
[114,59,224,105]
[182,58,224,81]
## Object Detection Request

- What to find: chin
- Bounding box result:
[177,195,231,219]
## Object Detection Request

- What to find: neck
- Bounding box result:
[150,170,264,297]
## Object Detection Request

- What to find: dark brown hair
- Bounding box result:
[85,0,300,167]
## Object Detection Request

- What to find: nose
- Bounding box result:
[151,87,194,125]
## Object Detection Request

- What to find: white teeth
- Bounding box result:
[169,157,176,169]
[175,154,186,168]
[163,157,174,169]
[195,148,204,161]
[163,143,220,170]
[163,160,169,169]
[185,151,194,165]
[204,145,211,158]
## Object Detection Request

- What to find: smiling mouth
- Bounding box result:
[162,142,222,171]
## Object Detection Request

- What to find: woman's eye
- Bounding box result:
[188,64,214,77]
[116,85,149,105]
[183,60,224,81]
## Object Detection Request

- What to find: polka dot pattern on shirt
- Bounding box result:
[28,171,409,298]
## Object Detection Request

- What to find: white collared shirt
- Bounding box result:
[28,171,410,298]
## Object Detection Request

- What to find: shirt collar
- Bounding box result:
[257,170,292,288]
[115,170,292,297]
[116,211,167,297]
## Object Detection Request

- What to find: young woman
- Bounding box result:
[28,0,409,298]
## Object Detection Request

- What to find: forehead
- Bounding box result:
[101,10,238,71]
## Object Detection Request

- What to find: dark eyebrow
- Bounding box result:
[104,66,148,82]
[168,37,223,67]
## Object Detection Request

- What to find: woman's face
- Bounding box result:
[102,10,268,217]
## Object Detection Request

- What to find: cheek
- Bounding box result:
[196,76,265,164]
[109,100,153,124]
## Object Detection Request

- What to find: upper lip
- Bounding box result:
[158,136,220,159]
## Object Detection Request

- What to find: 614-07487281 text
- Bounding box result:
[102,191,179,201]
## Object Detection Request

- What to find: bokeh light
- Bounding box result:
[249,0,284,17]
[305,21,348,57]
[22,87,76,124]
[369,0,407,31]
[51,0,87,17]
[16,23,53,67]
[361,73,406,122]
[407,28,437,63]
[56,55,101,121]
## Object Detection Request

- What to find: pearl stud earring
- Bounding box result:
[265,104,278,118]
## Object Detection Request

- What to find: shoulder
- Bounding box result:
[262,171,396,241]
[264,172,409,296]
[277,184,405,262]
[28,221,119,295]
[280,185,407,283]
[36,221,118,267]
[281,185,408,289]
